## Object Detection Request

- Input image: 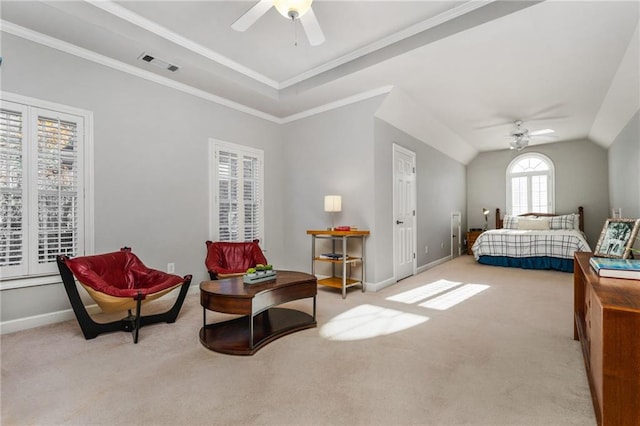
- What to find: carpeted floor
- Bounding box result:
[1,255,595,425]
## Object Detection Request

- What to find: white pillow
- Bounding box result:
[517,217,550,230]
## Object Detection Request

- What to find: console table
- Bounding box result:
[307,229,369,299]
[200,271,317,355]
[573,252,640,425]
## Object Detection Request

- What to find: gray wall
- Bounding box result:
[608,110,640,253]
[0,33,285,322]
[280,97,382,282]
[374,119,467,281]
[608,111,640,219]
[466,139,610,246]
[4,32,469,326]
[279,111,467,288]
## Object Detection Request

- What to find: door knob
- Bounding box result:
[396,220,404,225]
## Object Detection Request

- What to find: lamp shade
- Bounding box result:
[324,195,342,213]
[483,208,490,216]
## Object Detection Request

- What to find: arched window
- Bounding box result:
[506,153,555,215]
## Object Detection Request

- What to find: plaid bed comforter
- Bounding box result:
[472,229,591,261]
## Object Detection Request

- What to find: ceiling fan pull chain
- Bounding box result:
[292,16,298,47]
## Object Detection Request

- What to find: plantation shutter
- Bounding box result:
[214,142,263,244]
[217,150,239,241]
[242,154,261,241]
[35,112,81,269]
[1,99,86,281]
[0,104,27,276]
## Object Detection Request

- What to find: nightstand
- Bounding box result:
[466,230,483,255]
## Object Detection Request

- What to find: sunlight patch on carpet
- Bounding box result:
[320,304,428,341]
[386,279,462,304]
[418,283,490,310]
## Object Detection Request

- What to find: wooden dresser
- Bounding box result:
[573,252,640,425]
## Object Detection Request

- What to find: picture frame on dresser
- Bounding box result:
[593,218,640,259]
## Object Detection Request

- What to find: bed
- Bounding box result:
[472,207,591,272]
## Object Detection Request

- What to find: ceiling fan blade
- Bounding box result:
[300,8,325,46]
[529,128,555,136]
[231,0,272,32]
[531,134,557,142]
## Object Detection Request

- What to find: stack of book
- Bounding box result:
[319,253,344,260]
[589,257,640,280]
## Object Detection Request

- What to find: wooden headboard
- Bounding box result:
[495,206,584,231]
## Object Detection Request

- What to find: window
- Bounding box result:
[210,140,264,245]
[1,94,93,285]
[506,153,554,215]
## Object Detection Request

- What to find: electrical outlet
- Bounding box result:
[440,242,444,249]
[425,245,429,254]
[167,262,175,273]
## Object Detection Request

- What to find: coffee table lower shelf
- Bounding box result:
[200,307,316,355]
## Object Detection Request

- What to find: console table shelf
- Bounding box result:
[307,229,369,299]
[313,256,361,263]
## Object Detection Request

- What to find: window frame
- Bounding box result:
[209,138,265,248]
[506,152,555,215]
[0,92,94,290]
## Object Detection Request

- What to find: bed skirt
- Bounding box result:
[477,256,573,273]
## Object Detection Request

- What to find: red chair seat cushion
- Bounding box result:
[205,240,267,276]
[64,251,184,299]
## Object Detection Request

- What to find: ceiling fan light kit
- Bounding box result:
[507,120,555,151]
[273,0,313,20]
[232,0,325,46]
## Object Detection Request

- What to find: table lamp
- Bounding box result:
[483,208,490,230]
[324,195,342,230]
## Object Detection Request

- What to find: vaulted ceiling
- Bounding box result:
[2,1,638,161]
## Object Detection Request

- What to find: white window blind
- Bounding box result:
[36,114,80,266]
[506,153,554,216]
[211,141,264,245]
[1,96,91,282]
[0,105,26,276]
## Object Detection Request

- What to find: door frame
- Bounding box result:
[392,143,417,281]
[451,211,462,258]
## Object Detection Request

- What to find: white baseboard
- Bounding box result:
[364,276,397,292]
[0,304,101,335]
[1,261,458,334]
[417,255,452,274]
[1,285,202,335]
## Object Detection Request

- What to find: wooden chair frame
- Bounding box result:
[57,255,192,343]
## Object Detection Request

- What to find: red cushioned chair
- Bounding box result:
[205,240,267,280]
[57,248,192,343]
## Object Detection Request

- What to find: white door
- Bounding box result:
[393,144,416,281]
[451,211,462,257]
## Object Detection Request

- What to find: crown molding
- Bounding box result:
[86,0,492,92]
[1,20,280,122]
[281,86,394,124]
[85,0,280,90]
[2,20,395,125]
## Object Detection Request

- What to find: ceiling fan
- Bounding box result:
[232,0,325,46]
[509,120,555,151]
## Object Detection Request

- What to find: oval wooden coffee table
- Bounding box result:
[199,271,317,355]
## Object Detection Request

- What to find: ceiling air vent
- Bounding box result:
[137,52,180,72]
